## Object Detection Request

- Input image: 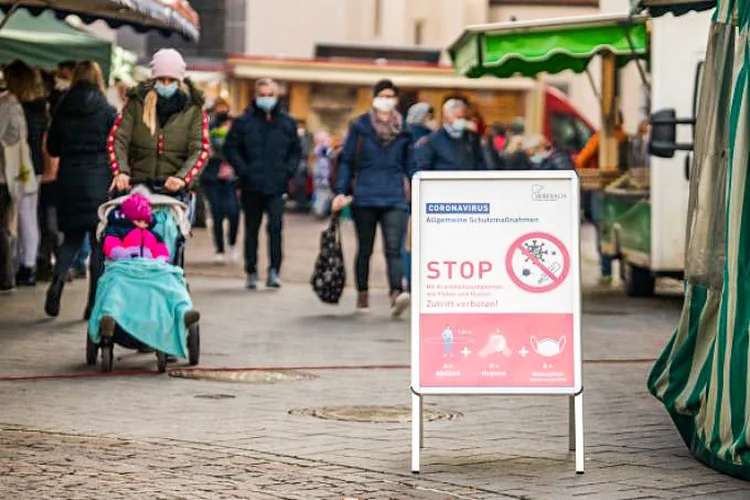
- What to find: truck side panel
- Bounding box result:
[650,12,711,272]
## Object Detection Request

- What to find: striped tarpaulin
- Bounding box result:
[647,0,750,479]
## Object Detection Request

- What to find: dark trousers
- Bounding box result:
[37,182,61,275]
[241,191,284,275]
[352,206,408,293]
[204,182,240,254]
[53,229,102,309]
[0,185,14,289]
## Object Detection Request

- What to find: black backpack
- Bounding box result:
[310,216,346,304]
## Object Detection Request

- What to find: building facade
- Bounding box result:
[228,0,607,134]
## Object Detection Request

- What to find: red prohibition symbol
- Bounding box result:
[505,232,570,293]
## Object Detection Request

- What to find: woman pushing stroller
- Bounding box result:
[86,48,208,371]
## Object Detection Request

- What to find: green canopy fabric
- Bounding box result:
[0,9,112,80]
[647,0,750,480]
[448,14,649,79]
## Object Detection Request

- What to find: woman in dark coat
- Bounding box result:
[331,79,414,318]
[44,61,117,319]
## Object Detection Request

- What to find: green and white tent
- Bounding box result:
[639,0,750,480]
[448,13,648,79]
[0,9,112,79]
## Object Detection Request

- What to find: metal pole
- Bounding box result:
[575,392,585,474]
[411,393,422,473]
[0,1,20,32]
[568,395,575,451]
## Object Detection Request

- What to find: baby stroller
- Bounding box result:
[85,181,200,373]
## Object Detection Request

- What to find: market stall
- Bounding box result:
[638,0,750,480]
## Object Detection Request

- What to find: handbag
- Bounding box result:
[310,215,346,304]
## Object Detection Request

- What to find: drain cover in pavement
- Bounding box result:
[288,405,462,423]
[169,369,317,383]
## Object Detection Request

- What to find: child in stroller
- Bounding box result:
[86,184,201,373]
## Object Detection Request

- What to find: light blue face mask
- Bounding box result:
[155,82,178,98]
[256,96,278,111]
[451,118,467,132]
[530,152,546,165]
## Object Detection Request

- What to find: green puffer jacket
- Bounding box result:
[108,79,209,186]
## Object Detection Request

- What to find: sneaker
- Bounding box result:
[356,291,370,312]
[184,309,201,328]
[246,272,259,290]
[214,252,226,265]
[390,291,410,318]
[16,266,36,287]
[266,269,281,289]
[598,276,613,286]
[44,279,64,317]
[229,246,240,263]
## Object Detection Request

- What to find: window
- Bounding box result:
[550,112,593,152]
[374,0,383,36]
[414,20,424,45]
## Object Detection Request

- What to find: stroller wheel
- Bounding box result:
[86,332,98,366]
[101,345,113,373]
[156,352,168,373]
[188,324,200,366]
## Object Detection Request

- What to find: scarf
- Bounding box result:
[369,110,402,144]
[142,86,188,135]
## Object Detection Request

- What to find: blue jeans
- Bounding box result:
[590,191,613,277]
[73,234,91,273]
[402,208,411,291]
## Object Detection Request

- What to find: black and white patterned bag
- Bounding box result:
[310,216,346,304]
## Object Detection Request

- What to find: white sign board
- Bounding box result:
[410,170,584,474]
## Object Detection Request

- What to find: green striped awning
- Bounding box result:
[448,14,649,79]
[647,0,750,480]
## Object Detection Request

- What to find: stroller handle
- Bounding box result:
[111,177,190,200]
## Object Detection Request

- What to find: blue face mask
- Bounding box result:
[155,82,178,98]
[256,96,278,111]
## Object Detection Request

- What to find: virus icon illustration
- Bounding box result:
[523,239,549,262]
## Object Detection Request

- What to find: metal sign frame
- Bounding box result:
[409,170,584,474]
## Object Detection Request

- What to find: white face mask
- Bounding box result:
[373,96,396,113]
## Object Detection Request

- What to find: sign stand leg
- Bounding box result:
[574,393,585,474]
[419,395,424,448]
[568,395,575,451]
[411,393,422,473]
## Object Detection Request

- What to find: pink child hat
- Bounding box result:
[150,48,186,81]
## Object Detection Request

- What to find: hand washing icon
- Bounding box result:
[530,336,566,357]
[478,331,512,359]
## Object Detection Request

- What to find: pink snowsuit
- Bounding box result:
[103,227,170,262]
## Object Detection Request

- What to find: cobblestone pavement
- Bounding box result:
[0,216,743,499]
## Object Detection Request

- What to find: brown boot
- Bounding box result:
[356,290,370,312]
[99,315,116,339]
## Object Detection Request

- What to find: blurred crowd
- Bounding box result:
[0,48,651,321]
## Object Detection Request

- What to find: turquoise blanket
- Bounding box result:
[88,259,192,358]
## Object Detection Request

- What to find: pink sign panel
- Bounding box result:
[414,173,581,393]
[419,313,574,387]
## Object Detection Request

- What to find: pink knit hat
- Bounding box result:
[150,48,186,80]
[121,193,153,224]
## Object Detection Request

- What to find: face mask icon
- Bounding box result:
[530,336,566,357]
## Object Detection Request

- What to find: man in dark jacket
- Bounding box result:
[414,99,486,172]
[224,78,302,290]
[523,134,575,171]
